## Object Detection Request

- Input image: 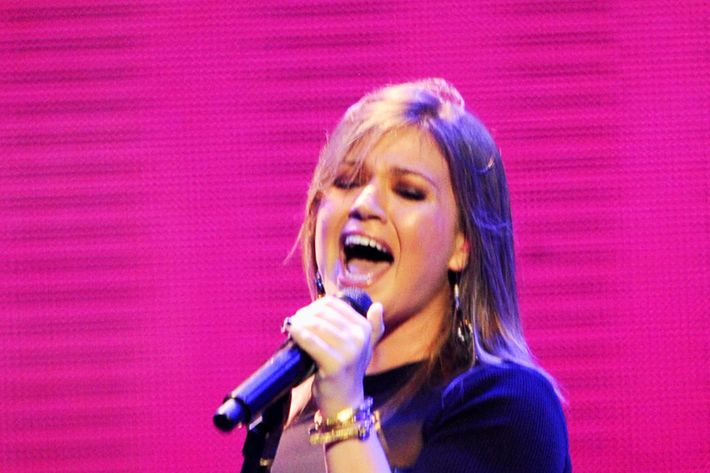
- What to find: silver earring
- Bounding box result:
[454,281,472,345]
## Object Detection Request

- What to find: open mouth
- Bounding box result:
[340,234,393,285]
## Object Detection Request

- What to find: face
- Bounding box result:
[314,127,468,329]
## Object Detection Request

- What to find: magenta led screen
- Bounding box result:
[1,1,707,472]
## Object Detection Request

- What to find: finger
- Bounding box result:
[294,296,370,336]
[289,311,360,350]
[367,302,385,346]
[321,295,371,325]
[290,296,357,325]
[319,298,374,354]
[286,323,343,375]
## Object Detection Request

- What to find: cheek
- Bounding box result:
[313,200,340,267]
[313,213,328,268]
[399,206,458,270]
[399,214,430,251]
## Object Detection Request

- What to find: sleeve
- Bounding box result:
[410,364,571,473]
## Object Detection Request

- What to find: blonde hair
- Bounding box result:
[298,78,559,398]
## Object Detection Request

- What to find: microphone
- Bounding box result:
[213,288,372,432]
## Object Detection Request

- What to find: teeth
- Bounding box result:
[344,234,390,255]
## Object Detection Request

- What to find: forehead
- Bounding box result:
[343,127,451,182]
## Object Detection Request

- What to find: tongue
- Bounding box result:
[346,258,390,276]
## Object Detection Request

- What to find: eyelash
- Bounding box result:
[333,175,361,189]
[333,176,427,202]
[395,185,426,201]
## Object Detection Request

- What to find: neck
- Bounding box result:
[366,291,448,375]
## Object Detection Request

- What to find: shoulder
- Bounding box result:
[419,361,571,472]
[432,361,567,432]
[440,360,563,419]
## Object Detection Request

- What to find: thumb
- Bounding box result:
[366,302,385,347]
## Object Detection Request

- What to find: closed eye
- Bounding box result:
[333,174,363,190]
[395,185,426,201]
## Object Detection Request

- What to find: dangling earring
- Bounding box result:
[314,272,326,298]
[453,280,472,346]
[453,280,460,313]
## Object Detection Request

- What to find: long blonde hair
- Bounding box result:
[298,78,559,398]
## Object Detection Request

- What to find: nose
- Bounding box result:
[348,182,386,221]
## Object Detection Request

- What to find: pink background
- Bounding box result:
[1,1,707,472]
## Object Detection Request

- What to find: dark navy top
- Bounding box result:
[271,361,572,473]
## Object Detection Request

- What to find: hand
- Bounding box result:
[286,296,385,417]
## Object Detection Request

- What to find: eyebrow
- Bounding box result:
[390,167,439,189]
[339,161,440,189]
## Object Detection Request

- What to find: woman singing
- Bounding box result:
[271,79,571,473]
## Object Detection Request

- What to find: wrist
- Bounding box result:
[317,397,365,419]
[313,383,365,419]
[309,397,378,447]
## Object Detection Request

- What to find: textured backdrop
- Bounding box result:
[1,1,707,472]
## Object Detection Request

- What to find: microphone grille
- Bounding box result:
[336,288,372,316]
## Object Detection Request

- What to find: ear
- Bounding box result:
[448,230,469,272]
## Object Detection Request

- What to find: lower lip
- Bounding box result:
[337,271,373,288]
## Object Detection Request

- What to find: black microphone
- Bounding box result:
[213,288,372,432]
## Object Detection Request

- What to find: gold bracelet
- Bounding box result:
[308,397,377,446]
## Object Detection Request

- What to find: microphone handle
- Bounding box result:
[213,289,372,432]
[213,340,314,431]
